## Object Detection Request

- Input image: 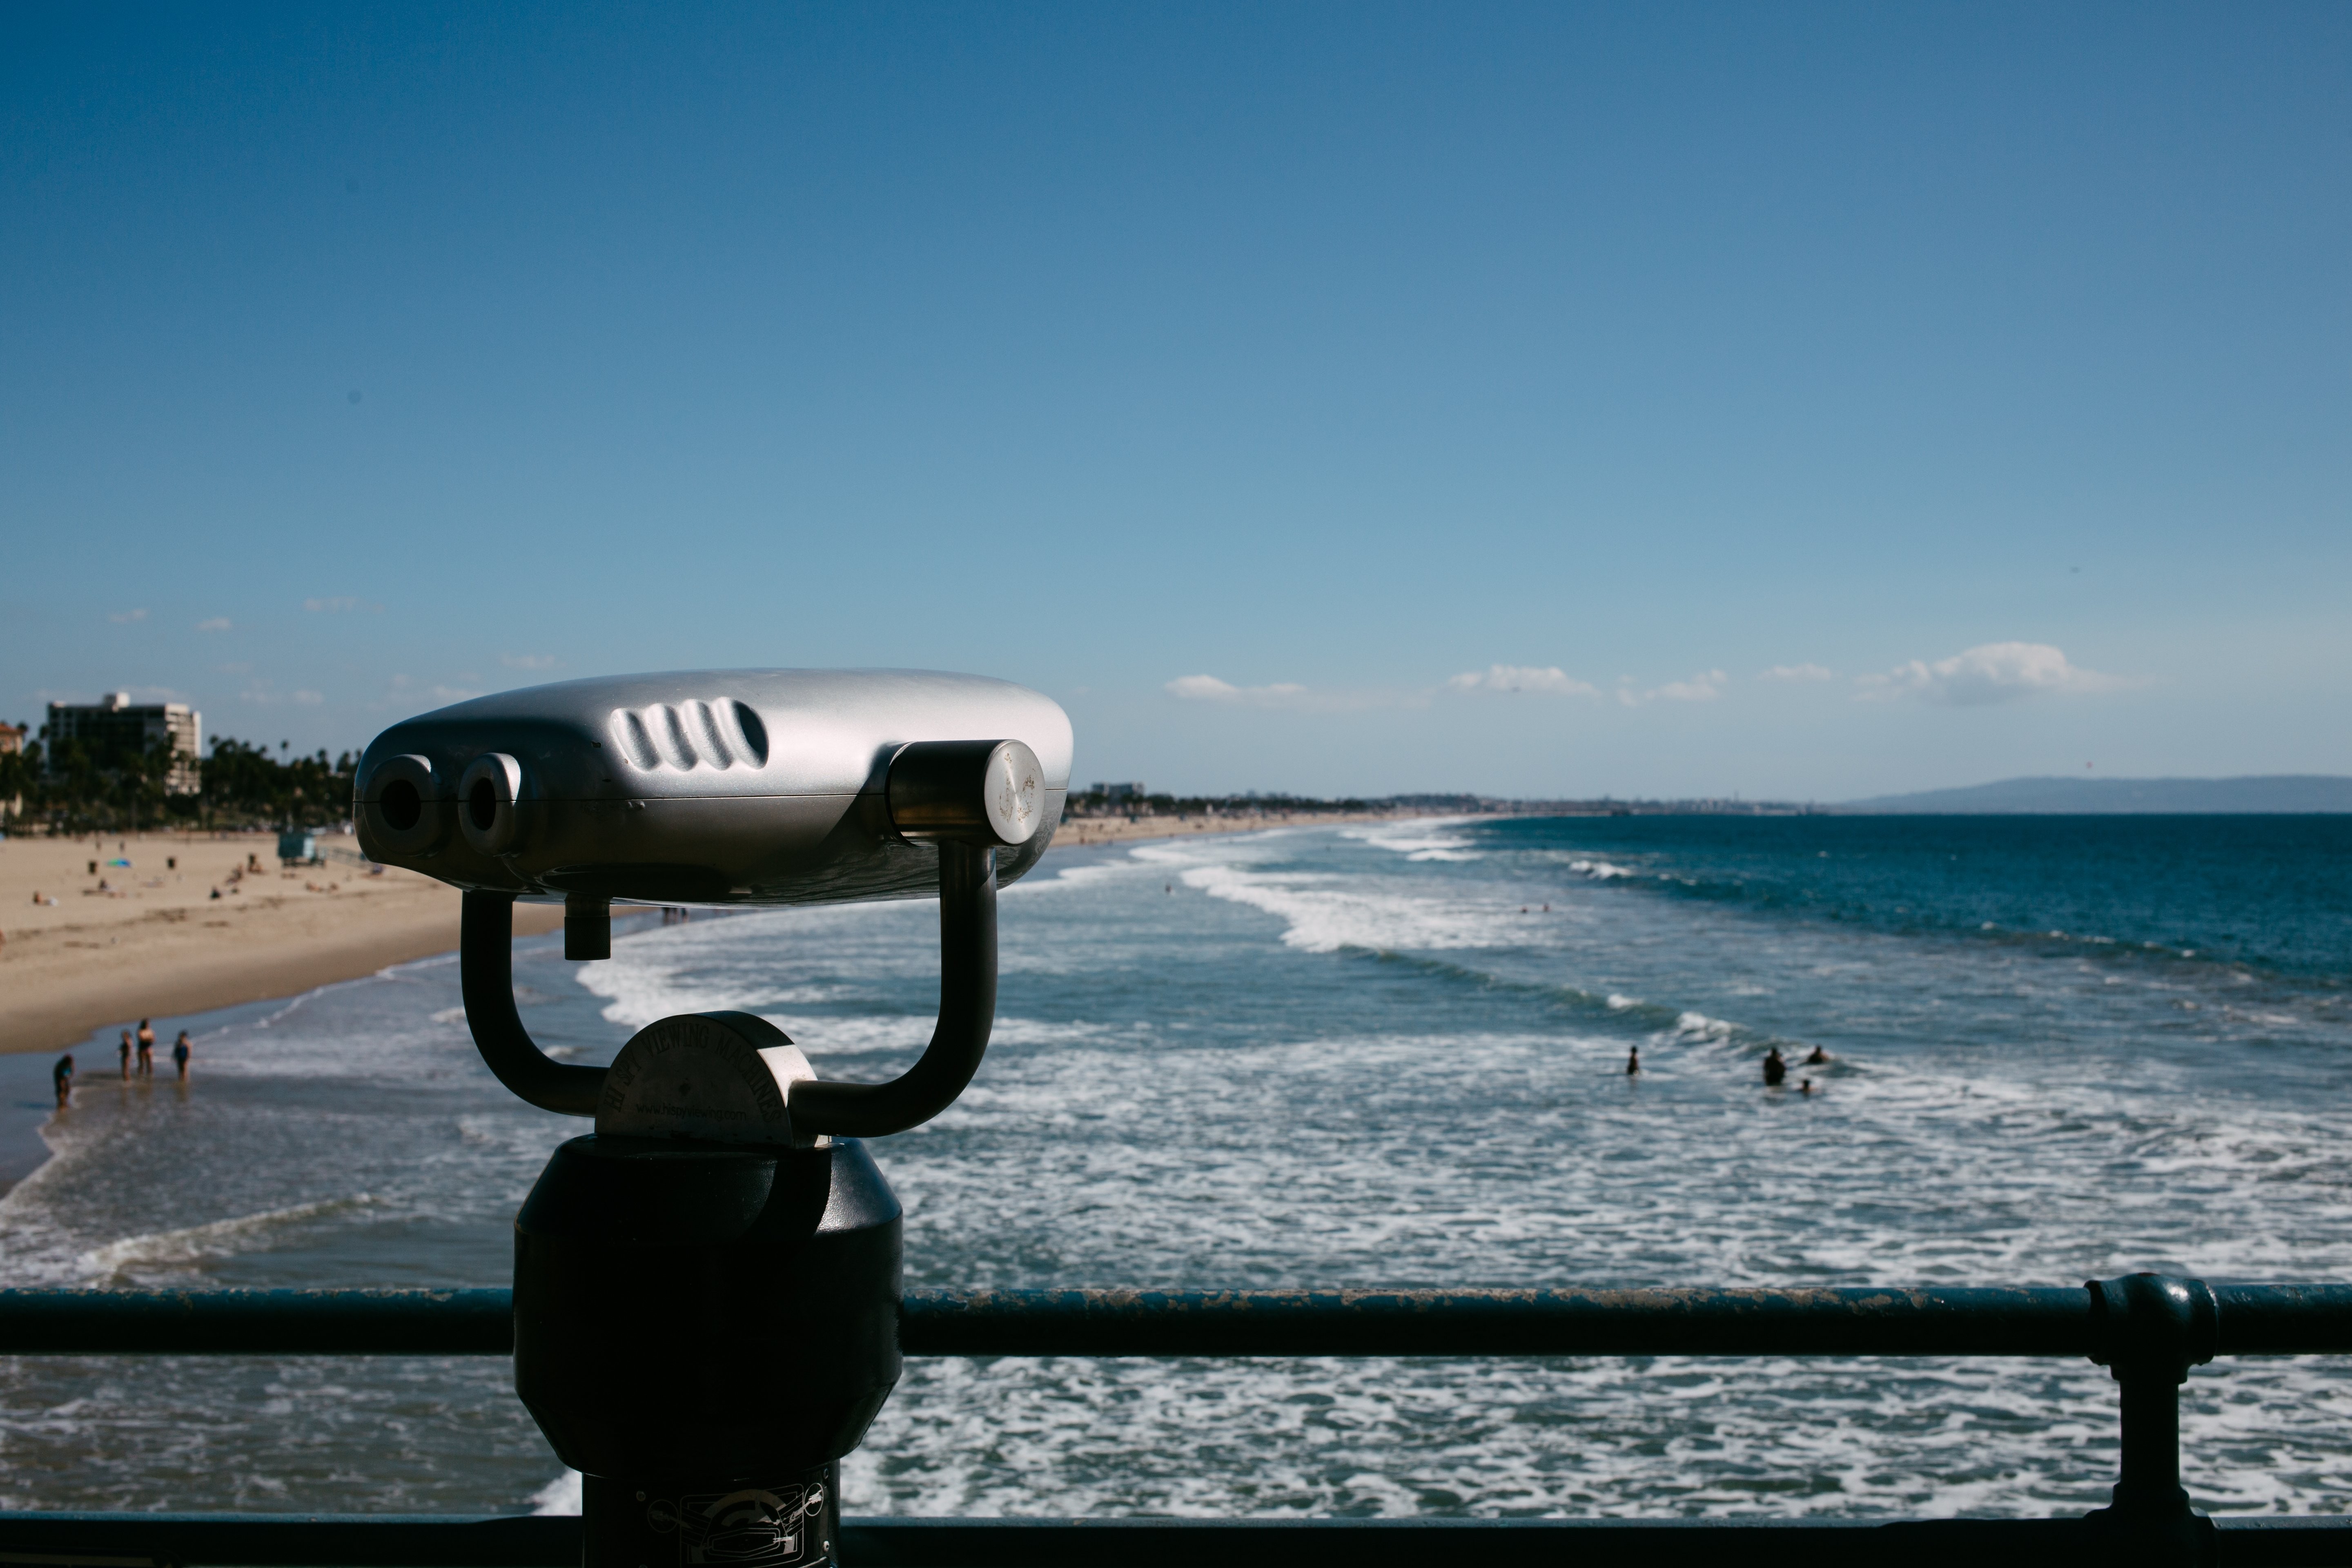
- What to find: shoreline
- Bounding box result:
[0,830,564,1058]
[1047,808,1419,851]
[0,814,1429,1057]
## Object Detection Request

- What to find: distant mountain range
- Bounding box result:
[1839,775,2352,815]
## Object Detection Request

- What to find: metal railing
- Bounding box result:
[0,1277,2346,1566]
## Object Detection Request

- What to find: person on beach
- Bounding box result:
[1762,1047,1786,1087]
[136,1020,156,1077]
[1626,1047,1641,1076]
[1800,1078,1814,1096]
[52,1054,73,1108]
[118,1029,132,1080]
[1804,1046,1829,1065]
[172,1031,192,1082]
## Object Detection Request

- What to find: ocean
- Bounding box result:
[2,813,2349,1519]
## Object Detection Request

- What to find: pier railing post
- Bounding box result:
[2085,1272,2219,1566]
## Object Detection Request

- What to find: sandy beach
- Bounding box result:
[0,831,563,1056]
[0,813,1429,1056]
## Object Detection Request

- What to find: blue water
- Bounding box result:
[2,816,2348,1518]
[1514,814,2352,977]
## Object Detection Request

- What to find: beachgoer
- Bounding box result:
[172,1031,192,1082]
[53,1054,73,1107]
[1626,1047,1641,1076]
[136,1020,156,1076]
[1804,1046,1829,1065]
[1762,1047,1786,1087]
[1800,1078,1814,1096]
[118,1029,132,1080]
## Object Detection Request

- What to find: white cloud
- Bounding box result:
[501,653,559,670]
[1656,670,1726,701]
[196,617,234,633]
[1165,674,1312,708]
[1858,641,2119,706]
[108,608,147,624]
[35,684,182,704]
[235,683,322,707]
[1759,663,1833,682]
[1619,670,1728,706]
[1161,674,1423,713]
[1447,664,1599,697]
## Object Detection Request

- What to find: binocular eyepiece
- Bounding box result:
[355,668,1074,1568]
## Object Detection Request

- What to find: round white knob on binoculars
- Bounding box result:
[886,739,1045,846]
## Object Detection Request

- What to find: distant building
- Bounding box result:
[1090,782,1147,801]
[45,693,203,793]
[0,723,21,818]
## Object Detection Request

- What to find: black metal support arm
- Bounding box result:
[787,840,998,1139]
[459,891,608,1116]
[456,843,998,1131]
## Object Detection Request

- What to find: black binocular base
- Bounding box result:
[583,1467,839,1568]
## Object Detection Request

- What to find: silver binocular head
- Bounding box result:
[354,668,1072,907]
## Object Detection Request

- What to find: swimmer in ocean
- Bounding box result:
[1762,1047,1786,1087]
[1626,1047,1640,1076]
[1804,1046,1829,1065]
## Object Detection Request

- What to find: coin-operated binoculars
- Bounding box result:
[355,670,1071,1568]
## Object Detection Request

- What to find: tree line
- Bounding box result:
[0,731,356,834]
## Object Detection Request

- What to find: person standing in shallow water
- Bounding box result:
[1625,1047,1641,1076]
[52,1054,73,1108]
[1762,1047,1786,1087]
[172,1031,192,1082]
[117,1029,132,1080]
[135,1019,155,1077]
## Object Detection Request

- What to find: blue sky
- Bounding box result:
[4,3,2345,800]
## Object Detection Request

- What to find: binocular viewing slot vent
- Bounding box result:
[610,699,769,773]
